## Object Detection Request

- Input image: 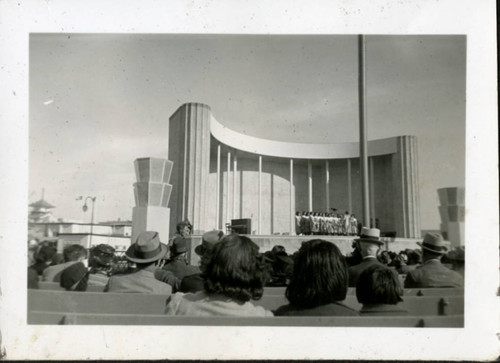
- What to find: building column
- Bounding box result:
[392,136,421,238]
[347,159,352,214]
[325,160,330,211]
[258,155,262,234]
[233,153,237,220]
[308,160,313,211]
[216,144,221,229]
[290,159,295,235]
[168,103,211,235]
[370,157,376,227]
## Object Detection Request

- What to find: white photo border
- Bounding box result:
[0,0,498,360]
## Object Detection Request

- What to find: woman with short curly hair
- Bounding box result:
[165,234,273,316]
[356,265,408,316]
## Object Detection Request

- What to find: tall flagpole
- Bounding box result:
[358,34,370,228]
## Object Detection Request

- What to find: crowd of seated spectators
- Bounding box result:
[28,223,464,318]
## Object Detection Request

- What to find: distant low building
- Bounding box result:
[29,220,132,253]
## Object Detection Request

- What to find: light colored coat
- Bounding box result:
[404,259,464,288]
[105,265,172,294]
[165,291,273,317]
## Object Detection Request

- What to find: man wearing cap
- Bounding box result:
[105,231,172,294]
[167,220,193,258]
[404,233,463,288]
[177,230,225,293]
[155,236,200,290]
[348,227,384,287]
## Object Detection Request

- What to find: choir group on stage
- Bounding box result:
[295,210,359,236]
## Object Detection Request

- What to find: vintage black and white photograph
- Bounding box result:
[27,33,467,326]
[0,0,498,360]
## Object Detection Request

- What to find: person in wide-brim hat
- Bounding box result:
[355,227,384,245]
[125,231,168,263]
[404,232,463,288]
[416,232,448,254]
[348,227,384,287]
[105,231,172,294]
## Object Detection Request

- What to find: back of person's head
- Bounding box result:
[271,245,286,256]
[359,241,379,257]
[356,265,403,305]
[422,249,443,261]
[377,250,391,265]
[89,244,115,268]
[63,244,87,262]
[35,245,57,263]
[203,234,267,302]
[60,262,89,291]
[286,239,348,309]
[406,249,422,265]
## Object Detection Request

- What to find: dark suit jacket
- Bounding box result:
[404,259,464,288]
[348,257,383,287]
[274,301,359,316]
[163,259,200,280]
[179,273,204,294]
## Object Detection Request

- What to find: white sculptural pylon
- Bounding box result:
[131,157,173,243]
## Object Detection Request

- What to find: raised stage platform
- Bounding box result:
[185,234,422,265]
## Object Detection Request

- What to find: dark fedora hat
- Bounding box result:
[355,227,383,245]
[125,231,167,263]
[417,233,448,254]
[194,230,224,256]
[170,236,188,255]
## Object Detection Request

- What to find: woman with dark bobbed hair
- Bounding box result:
[165,234,273,316]
[356,265,408,315]
[274,239,358,316]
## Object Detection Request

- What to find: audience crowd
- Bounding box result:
[28,222,465,318]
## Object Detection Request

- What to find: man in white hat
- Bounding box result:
[348,227,384,287]
[404,233,464,288]
[105,231,172,294]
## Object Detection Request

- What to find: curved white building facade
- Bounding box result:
[168,103,421,238]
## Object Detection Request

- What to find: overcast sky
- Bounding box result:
[29,34,465,230]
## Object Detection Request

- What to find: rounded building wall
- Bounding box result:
[168,103,420,237]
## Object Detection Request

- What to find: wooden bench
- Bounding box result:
[28,290,463,317]
[38,281,105,292]
[254,295,463,316]
[263,287,464,297]
[27,311,464,327]
[28,290,169,315]
[401,288,464,297]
